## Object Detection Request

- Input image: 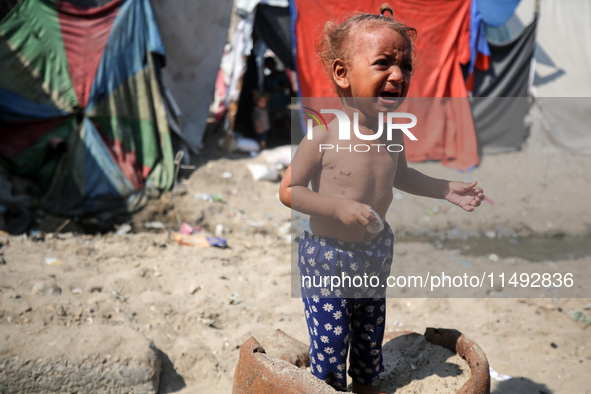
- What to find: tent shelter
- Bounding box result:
[0,0,175,228]
[216,0,293,142]
[2,0,587,233]
[470,0,591,155]
[512,0,591,154]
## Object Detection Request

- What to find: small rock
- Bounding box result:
[116,224,132,235]
[485,231,496,239]
[229,293,240,305]
[215,224,226,237]
[44,257,62,267]
[32,282,62,296]
[143,221,166,229]
[0,325,161,392]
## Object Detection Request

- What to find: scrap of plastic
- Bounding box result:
[181,222,193,235]
[236,136,260,153]
[45,257,63,267]
[247,164,279,181]
[173,232,210,247]
[366,209,384,234]
[573,311,591,324]
[206,236,227,248]
[195,192,212,202]
[260,145,296,167]
[489,367,511,382]
[144,221,166,229]
[117,224,132,235]
[173,232,227,248]
[194,193,223,202]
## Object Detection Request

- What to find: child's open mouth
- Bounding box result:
[378,91,400,104]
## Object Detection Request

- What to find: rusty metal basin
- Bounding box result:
[233,328,490,394]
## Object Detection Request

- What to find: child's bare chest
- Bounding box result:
[317,146,398,196]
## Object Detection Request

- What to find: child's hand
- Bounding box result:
[445,181,485,212]
[336,200,376,228]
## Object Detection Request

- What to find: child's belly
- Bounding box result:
[311,153,396,242]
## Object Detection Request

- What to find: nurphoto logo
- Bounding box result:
[303,107,418,153]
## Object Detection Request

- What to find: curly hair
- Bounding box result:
[317,4,417,96]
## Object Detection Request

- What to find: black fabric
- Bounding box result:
[471,19,538,154]
[235,53,258,138]
[0,0,19,22]
[254,4,293,69]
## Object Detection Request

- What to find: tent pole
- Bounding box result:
[534,0,541,19]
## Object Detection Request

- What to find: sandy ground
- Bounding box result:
[1,132,591,393]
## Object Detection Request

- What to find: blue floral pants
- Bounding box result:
[298,224,394,390]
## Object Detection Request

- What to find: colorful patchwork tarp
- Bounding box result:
[0,0,174,218]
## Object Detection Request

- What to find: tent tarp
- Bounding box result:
[151,0,233,153]
[254,4,292,69]
[515,0,591,154]
[0,0,174,219]
[476,0,521,27]
[471,19,538,154]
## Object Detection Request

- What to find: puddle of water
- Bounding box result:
[400,234,591,262]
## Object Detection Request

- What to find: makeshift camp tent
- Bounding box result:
[513,0,591,154]
[470,0,591,155]
[0,0,174,226]
[219,0,293,141]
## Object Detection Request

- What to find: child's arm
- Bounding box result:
[393,141,484,212]
[279,130,375,228]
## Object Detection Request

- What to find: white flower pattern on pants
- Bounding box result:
[298,223,394,391]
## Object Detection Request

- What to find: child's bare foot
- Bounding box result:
[351,381,387,394]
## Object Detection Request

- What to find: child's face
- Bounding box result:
[257,96,268,108]
[338,26,412,108]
